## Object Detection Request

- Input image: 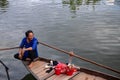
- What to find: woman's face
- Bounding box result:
[27,32,34,41]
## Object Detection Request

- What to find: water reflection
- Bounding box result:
[86,0,101,5]
[62,0,101,11]
[0,0,9,14]
[0,0,9,8]
[115,0,120,5]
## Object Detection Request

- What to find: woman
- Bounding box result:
[15,30,39,68]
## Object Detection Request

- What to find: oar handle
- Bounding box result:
[38,41,120,74]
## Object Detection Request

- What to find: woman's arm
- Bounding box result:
[24,39,38,51]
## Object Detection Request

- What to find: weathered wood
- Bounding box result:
[37,69,54,79]
[31,62,47,73]
[71,72,107,80]
[46,72,78,80]
[32,64,47,74]
[71,72,90,80]
[23,59,54,80]
[22,57,120,80]
[31,61,46,70]
[95,77,107,80]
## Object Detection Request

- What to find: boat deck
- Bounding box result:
[22,58,119,80]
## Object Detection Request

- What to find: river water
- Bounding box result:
[0,0,120,80]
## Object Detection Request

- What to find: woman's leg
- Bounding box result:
[28,50,37,68]
[28,50,37,61]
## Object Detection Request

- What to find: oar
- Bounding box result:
[38,41,120,74]
[0,41,120,74]
[0,47,19,51]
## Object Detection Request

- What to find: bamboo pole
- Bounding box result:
[38,41,120,74]
[0,47,19,51]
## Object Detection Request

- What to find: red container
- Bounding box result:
[55,67,61,75]
[66,67,74,76]
[55,63,67,75]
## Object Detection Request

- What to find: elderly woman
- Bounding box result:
[15,30,39,68]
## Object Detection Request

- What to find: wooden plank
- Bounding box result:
[35,66,47,75]
[86,74,95,80]
[46,72,78,80]
[22,57,120,80]
[79,68,120,80]
[31,63,48,74]
[95,76,107,80]
[37,70,55,80]
[71,72,107,80]
[28,60,55,80]
[71,72,90,80]
[23,60,46,70]
[37,69,49,76]
[22,61,30,65]
[31,62,46,71]
[31,61,46,69]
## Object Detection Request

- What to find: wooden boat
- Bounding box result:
[22,57,120,80]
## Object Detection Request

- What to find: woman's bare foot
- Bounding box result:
[28,62,33,68]
[19,54,22,60]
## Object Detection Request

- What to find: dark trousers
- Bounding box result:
[14,50,37,61]
[28,50,37,61]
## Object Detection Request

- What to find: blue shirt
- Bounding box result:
[19,37,38,58]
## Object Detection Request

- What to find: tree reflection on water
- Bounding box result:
[0,0,9,14]
[0,0,9,8]
[62,0,101,11]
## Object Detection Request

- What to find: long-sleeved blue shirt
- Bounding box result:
[19,37,38,59]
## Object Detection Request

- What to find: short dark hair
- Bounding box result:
[25,30,33,37]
